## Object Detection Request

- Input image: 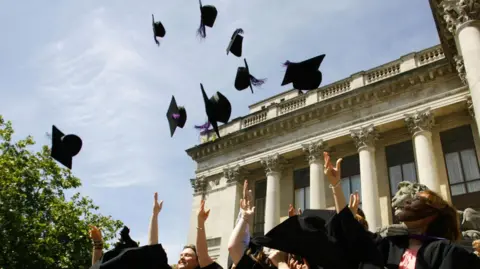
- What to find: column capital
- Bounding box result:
[440,0,480,35]
[190,176,208,199]
[260,153,286,175]
[302,140,327,164]
[405,108,435,135]
[350,125,378,150]
[467,96,475,117]
[223,164,248,184]
[454,55,468,85]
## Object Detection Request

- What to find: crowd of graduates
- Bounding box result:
[87,152,480,269]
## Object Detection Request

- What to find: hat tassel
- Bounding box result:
[154,37,160,46]
[197,21,207,38]
[172,113,180,119]
[283,61,292,67]
[195,121,211,135]
[249,75,266,87]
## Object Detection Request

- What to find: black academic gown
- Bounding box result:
[325,206,480,269]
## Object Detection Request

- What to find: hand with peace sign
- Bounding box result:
[288,204,302,217]
[348,191,360,216]
[323,152,342,186]
[240,180,255,220]
[153,192,163,216]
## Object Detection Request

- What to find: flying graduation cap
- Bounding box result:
[199,83,231,138]
[281,54,326,91]
[152,14,166,46]
[166,96,187,137]
[235,58,266,94]
[226,28,244,57]
[197,0,217,38]
[50,125,82,170]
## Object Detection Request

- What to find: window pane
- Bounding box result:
[467,179,480,193]
[389,165,403,196]
[445,152,465,184]
[351,175,361,203]
[402,162,417,183]
[450,184,467,196]
[460,149,480,181]
[341,177,350,199]
[295,188,305,212]
[254,197,265,235]
[305,186,310,210]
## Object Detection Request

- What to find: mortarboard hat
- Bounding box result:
[200,83,231,138]
[92,244,170,269]
[250,213,351,268]
[281,54,326,91]
[197,0,217,38]
[301,209,336,222]
[51,125,82,170]
[152,14,166,46]
[236,241,273,269]
[227,29,244,57]
[166,96,187,137]
[235,58,267,94]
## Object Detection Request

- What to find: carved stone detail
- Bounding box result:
[440,0,480,35]
[190,177,208,199]
[223,164,247,184]
[350,125,378,149]
[302,140,327,164]
[454,55,468,85]
[260,154,286,174]
[405,108,435,135]
[467,96,475,117]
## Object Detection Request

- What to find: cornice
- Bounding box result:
[193,86,469,177]
[186,60,453,162]
[429,0,459,65]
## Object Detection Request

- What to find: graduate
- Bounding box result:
[322,151,480,269]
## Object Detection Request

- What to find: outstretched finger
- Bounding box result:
[349,193,354,207]
[154,192,158,202]
[336,158,342,171]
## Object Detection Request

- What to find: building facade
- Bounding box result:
[185,1,480,267]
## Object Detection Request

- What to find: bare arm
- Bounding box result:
[92,245,103,265]
[323,152,347,213]
[89,226,103,265]
[148,192,163,245]
[197,200,214,268]
[228,211,250,264]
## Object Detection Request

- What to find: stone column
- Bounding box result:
[441,1,480,133]
[351,125,381,232]
[260,154,285,233]
[405,108,441,194]
[302,140,328,209]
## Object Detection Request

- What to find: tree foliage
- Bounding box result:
[0,115,124,269]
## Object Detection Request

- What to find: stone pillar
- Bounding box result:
[405,108,441,194]
[351,125,381,232]
[441,1,480,133]
[302,140,328,209]
[260,154,285,233]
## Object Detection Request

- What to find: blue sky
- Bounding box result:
[0,0,439,261]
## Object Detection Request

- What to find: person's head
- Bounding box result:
[396,190,461,241]
[355,214,369,230]
[177,244,199,269]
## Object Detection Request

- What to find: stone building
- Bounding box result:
[185,1,480,266]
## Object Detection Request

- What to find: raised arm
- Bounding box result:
[323,152,347,213]
[196,200,214,268]
[89,225,103,265]
[228,180,255,265]
[148,192,163,245]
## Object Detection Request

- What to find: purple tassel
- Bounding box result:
[250,76,266,87]
[283,61,292,67]
[172,113,180,119]
[194,121,211,130]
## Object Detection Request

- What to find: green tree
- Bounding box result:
[0,115,124,269]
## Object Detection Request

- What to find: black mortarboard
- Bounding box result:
[152,14,166,46]
[251,214,351,268]
[281,54,326,91]
[235,58,267,94]
[50,125,82,170]
[301,209,336,222]
[227,29,244,57]
[166,96,187,137]
[200,83,231,138]
[92,244,170,269]
[197,0,217,38]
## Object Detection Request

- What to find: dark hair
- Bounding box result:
[355,214,369,230]
[421,190,461,241]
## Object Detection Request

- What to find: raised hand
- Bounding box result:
[89,225,102,242]
[197,200,211,224]
[267,249,287,267]
[348,191,360,216]
[473,239,480,256]
[323,152,342,186]
[153,192,163,215]
[240,180,255,219]
[288,204,302,217]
